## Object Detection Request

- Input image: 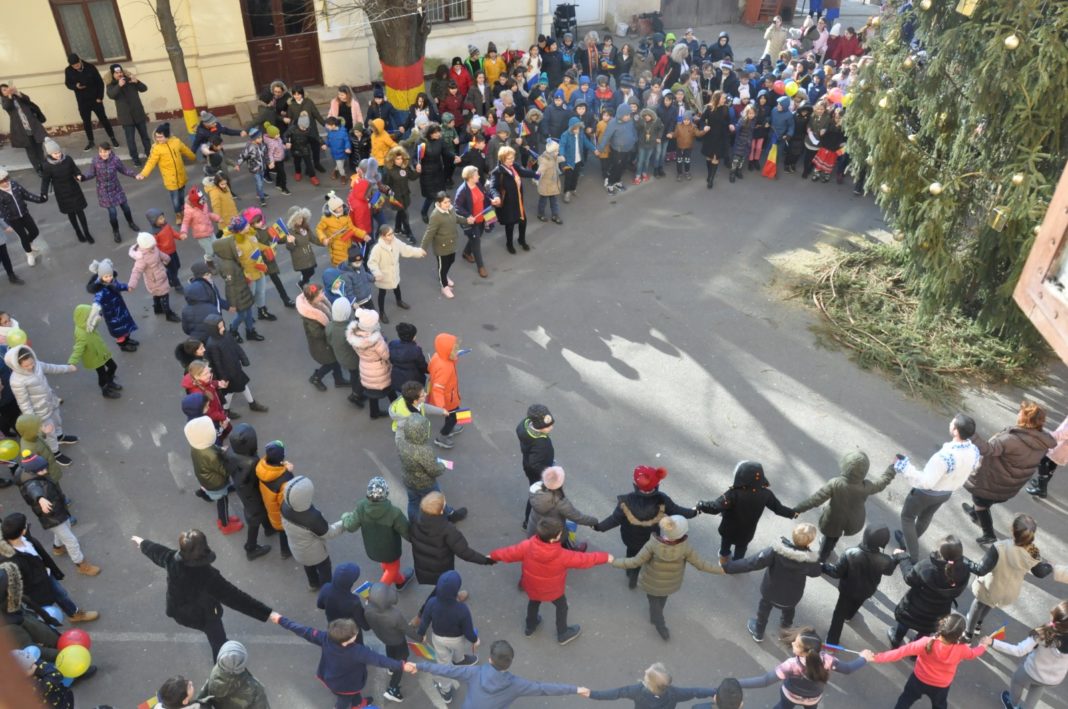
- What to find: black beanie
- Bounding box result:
[155,122,171,138]
[68,52,80,65]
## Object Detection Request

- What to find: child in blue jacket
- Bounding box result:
[325,117,353,181]
[416,570,479,704]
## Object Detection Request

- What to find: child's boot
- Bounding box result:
[257,306,278,321]
[685,160,692,180]
[112,226,122,243]
[101,384,121,399]
[246,328,265,342]
[676,160,683,181]
[706,162,718,189]
[152,296,164,315]
[163,295,181,322]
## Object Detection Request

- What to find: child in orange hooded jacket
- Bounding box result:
[427,332,463,448]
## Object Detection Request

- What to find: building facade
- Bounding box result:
[1,0,608,134]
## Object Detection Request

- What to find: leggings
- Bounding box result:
[504,219,526,248]
[106,202,134,231]
[394,207,412,237]
[0,245,13,277]
[376,286,402,313]
[1010,662,1053,709]
[215,495,232,525]
[297,266,316,288]
[271,160,288,191]
[894,672,950,709]
[749,137,765,161]
[6,215,39,252]
[437,254,455,287]
[68,210,91,241]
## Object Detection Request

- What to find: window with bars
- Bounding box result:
[50,0,131,64]
[426,0,471,23]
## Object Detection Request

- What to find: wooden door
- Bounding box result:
[242,0,323,93]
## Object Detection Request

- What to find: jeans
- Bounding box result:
[653,141,668,170]
[810,0,824,15]
[1010,662,1052,709]
[462,229,484,268]
[894,672,950,709]
[198,237,216,260]
[405,482,454,522]
[526,595,568,635]
[899,489,950,561]
[105,202,134,231]
[253,172,265,201]
[826,594,865,645]
[754,596,795,634]
[51,520,83,564]
[304,557,332,589]
[48,576,78,617]
[167,186,187,215]
[636,146,653,176]
[123,122,152,162]
[537,195,559,218]
[251,276,267,308]
[231,307,255,334]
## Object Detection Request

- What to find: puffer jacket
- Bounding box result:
[186,416,229,492]
[128,244,172,296]
[256,458,293,531]
[966,427,1057,502]
[231,229,266,282]
[325,299,359,370]
[724,537,823,608]
[281,476,343,567]
[316,206,362,266]
[68,304,112,370]
[87,275,138,338]
[285,210,318,271]
[410,510,492,586]
[490,536,608,602]
[40,154,86,215]
[347,321,392,391]
[212,237,255,312]
[367,237,422,290]
[182,202,220,239]
[613,533,722,596]
[388,339,427,391]
[205,181,239,227]
[427,333,460,411]
[822,525,902,602]
[182,277,227,341]
[5,345,67,421]
[223,424,268,524]
[140,136,196,190]
[396,414,445,490]
[528,482,597,534]
[16,467,71,530]
[793,452,894,537]
[597,488,697,552]
[335,261,374,306]
[894,554,971,634]
[295,294,335,365]
[340,497,409,563]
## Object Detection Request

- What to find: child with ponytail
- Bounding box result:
[991,600,1068,709]
[862,612,989,709]
[737,626,866,707]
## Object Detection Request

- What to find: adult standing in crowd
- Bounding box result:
[64,53,118,151]
[106,63,151,167]
[0,84,48,176]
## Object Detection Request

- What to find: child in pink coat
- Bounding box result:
[180,186,221,261]
[128,232,179,322]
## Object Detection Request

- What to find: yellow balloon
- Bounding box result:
[5,328,27,347]
[784,81,799,97]
[56,645,91,679]
[842,93,854,107]
[0,439,19,461]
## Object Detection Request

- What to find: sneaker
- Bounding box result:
[448,425,465,436]
[976,534,997,545]
[447,507,468,523]
[277,186,291,195]
[524,614,542,636]
[83,142,95,152]
[641,174,650,183]
[383,687,404,703]
[26,252,36,267]
[217,516,245,535]
[886,627,902,649]
[1001,690,1017,709]
[746,618,764,642]
[893,529,907,551]
[558,625,582,645]
[245,544,271,561]
[441,286,454,298]
[438,686,454,704]
[56,453,73,467]
[434,436,455,449]
[58,434,79,445]
[632,177,641,185]
[454,654,478,666]
[396,567,415,590]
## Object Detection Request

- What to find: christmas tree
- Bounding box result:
[845,0,1068,348]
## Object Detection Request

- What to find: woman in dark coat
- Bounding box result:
[699,91,732,189]
[203,313,263,413]
[105,64,151,165]
[486,146,536,254]
[889,535,970,648]
[222,423,272,561]
[0,85,48,175]
[134,530,274,661]
[40,138,92,243]
[416,124,456,221]
[295,283,345,390]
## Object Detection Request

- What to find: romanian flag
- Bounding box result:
[407,641,437,661]
[354,581,371,600]
[520,122,531,138]
[416,143,426,164]
[369,190,387,211]
[455,409,472,424]
[137,697,159,709]
[990,625,1007,640]
[389,195,405,209]
[565,519,578,545]
[534,96,547,111]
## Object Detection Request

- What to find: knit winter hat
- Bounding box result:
[297,114,310,130]
[181,392,207,420]
[109,63,123,74]
[43,138,62,155]
[326,191,345,214]
[539,72,549,85]
[659,515,688,541]
[89,258,115,278]
[553,89,565,100]
[200,111,217,125]
[184,416,217,451]
[190,261,212,278]
[155,122,171,138]
[19,453,48,475]
[347,245,364,262]
[633,465,667,493]
[579,75,590,86]
[331,298,352,323]
[358,157,380,181]
[373,84,385,99]
[468,44,479,55]
[264,440,285,465]
[541,466,565,490]
[264,121,280,138]
[216,640,248,674]
[136,232,156,250]
[0,168,8,182]
[367,476,389,500]
[355,307,379,331]
[442,112,455,123]
[527,404,553,430]
[229,215,248,233]
[285,475,314,512]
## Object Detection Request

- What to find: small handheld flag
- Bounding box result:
[823,643,862,655]
[354,581,371,600]
[407,641,437,661]
[437,458,455,470]
[456,348,472,356]
[137,697,159,709]
[990,625,1007,640]
[534,96,547,111]
[416,143,426,163]
[454,409,472,424]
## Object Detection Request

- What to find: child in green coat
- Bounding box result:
[340,476,414,588]
[68,303,120,399]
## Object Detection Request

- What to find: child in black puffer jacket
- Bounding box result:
[821,524,905,645]
[697,460,796,563]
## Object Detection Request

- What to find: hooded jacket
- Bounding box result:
[223,424,267,522]
[256,458,293,531]
[68,304,112,370]
[5,345,69,424]
[334,261,374,306]
[516,418,554,484]
[281,476,343,567]
[697,462,794,546]
[204,314,250,392]
[965,427,1057,502]
[139,538,272,630]
[277,615,401,695]
[317,563,371,631]
[186,416,229,492]
[417,570,477,641]
[212,237,255,312]
[969,539,1050,608]
[15,414,60,483]
[182,198,221,240]
[396,414,446,491]
[613,532,723,597]
[894,555,971,634]
[597,104,638,152]
[558,117,598,168]
[490,535,609,602]
[340,497,409,562]
[822,525,902,602]
[528,482,597,534]
[597,487,697,551]
[139,136,196,190]
[325,299,360,371]
[793,452,894,537]
[636,108,664,149]
[196,640,271,709]
[182,277,227,340]
[365,580,412,646]
[723,537,822,608]
[347,318,392,390]
[388,337,428,391]
[296,293,336,366]
[413,661,577,708]
[410,505,492,585]
[427,333,460,411]
[770,98,795,140]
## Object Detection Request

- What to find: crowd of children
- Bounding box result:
[2,12,1068,709]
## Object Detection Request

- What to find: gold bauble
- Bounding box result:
[880,183,891,194]
[1034,225,1041,236]
[908,134,917,143]
[919,0,932,9]
[903,57,914,68]
[872,15,882,27]
[893,232,906,242]
[1011,173,1025,186]
[865,155,874,165]
[928,182,943,195]
[878,96,889,109]
[1004,34,1020,50]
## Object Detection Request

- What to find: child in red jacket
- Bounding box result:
[147,207,185,291]
[490,517,611,646]
[862,612,989,708]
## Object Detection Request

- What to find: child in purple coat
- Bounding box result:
[80,141,140,243]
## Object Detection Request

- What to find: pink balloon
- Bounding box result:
[773,80,786,95]
[827,88,843,104]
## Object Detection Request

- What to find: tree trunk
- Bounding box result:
[365,0,430,110]
[153,0,198,134]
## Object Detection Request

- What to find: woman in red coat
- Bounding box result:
[347,159,376,240]
[448,58,472,98]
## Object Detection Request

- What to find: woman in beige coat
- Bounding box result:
[612,515,723,640]
[346,308,395,419]
[366,225,425,323]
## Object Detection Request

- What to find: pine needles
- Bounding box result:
[797,243,1048,403]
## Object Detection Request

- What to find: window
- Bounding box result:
[427,0,470,23]
[50,0,131,64]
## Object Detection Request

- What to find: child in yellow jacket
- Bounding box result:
[316,192,366,266]
[370,118,398,166]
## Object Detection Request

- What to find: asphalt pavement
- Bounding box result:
[2,132,1067,708]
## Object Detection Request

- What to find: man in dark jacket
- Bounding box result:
[222,423,272,560]
[821,524,905,645]
[516,405,556,529]
[541,91,573,142]
[597,465,698,587]
[64,53,118,151]
[541,37,565,89]
[182,262,228,342]
[105,64,151,165]
[0,84,48,175]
